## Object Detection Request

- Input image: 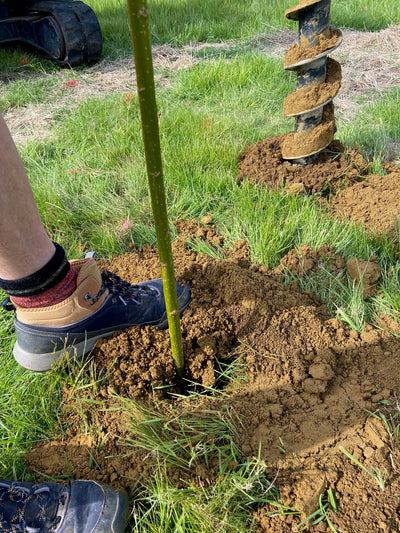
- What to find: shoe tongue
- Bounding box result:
[76,258,102,288]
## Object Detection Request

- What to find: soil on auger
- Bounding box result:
[0,0,102,66]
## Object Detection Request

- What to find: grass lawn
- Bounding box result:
[0,0,400,531]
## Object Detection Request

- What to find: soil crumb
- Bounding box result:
[346,256,381,299]
[25,221,400,533]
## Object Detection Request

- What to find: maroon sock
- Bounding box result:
[11,266,78,308]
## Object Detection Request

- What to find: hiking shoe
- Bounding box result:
[0,478,128,532]
[2,257,191,371]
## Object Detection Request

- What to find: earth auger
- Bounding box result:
[281,0,342,165]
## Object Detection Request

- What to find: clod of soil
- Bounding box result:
[274,243,346,278]
[346,257,381,299]
[25,221,400,533]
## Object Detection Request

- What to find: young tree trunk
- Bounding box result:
[126,0,185,377]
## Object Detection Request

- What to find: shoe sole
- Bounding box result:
[13,285,191,372]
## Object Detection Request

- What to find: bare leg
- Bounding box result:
[0,114,55,280]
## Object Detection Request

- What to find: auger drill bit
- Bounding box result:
[281,0,342,165]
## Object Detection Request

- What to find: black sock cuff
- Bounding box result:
[0,243,70,296]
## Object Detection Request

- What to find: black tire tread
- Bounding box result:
[69,1,102,63]
[7,0,102,66]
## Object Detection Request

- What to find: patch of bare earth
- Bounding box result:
[25,221,400,533]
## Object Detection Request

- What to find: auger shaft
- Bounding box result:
[282,0,342,165]
[297,0,331,47]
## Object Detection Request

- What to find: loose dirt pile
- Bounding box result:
[238,135,368,193]
[25,221,400,533]
[239,132,400,238]
[329,168,400,235]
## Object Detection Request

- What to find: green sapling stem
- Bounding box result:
[126,0,185,377]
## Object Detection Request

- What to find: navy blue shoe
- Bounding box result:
[2,257,190,371]
[0,478,128,532]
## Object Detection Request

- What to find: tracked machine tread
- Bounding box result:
[0,0,102,66]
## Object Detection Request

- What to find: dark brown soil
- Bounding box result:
[25,219,400,533]
[238,134,368,193]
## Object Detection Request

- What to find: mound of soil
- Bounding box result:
[239,133,400,242]
[238,134,368,193]
[25,221,400,532]
[330,168,400,235]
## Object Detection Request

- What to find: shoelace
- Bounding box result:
[0,482,65,533]
[86,270,158,306]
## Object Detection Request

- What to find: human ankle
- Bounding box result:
[11,266,78,308]
[0,242,78,308]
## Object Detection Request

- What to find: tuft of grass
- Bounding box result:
[372,261,400,321]
[0,299,63,478]
[185,238,226,260]
[367,400,400,440]
[296,489,338,532]
[0,77,60,113]
[212,350,249,391]
[293,261,370,333]
[54,354,111,436]
[340,446,385,491]
[334,277,369,333]
[130,457,292,533]
[121,399,241,473]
